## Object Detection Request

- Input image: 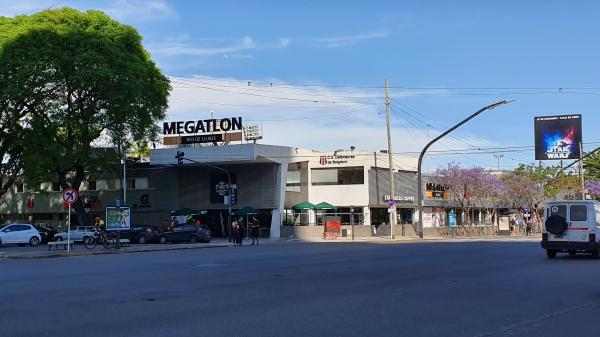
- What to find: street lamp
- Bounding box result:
[493,154,504,171]
[416,100,514,238]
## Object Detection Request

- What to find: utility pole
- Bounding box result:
[385,79,396,239]
[493,154,504,171]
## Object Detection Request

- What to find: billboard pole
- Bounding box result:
[579,141,585,198]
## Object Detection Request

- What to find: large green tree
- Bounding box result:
[0,8,170,225]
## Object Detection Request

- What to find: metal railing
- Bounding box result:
[281,212,366,226]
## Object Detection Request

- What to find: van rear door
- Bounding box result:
[566,203,591,243]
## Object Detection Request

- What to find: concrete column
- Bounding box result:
[362,206,370,226]
[270,163,287,238]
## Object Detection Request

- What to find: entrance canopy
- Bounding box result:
[314,202,337,210]
[292,201,315,210]
[234,206,259,216]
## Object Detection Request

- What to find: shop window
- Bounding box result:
[311,167,364,186]
[88,180,97,191]
[16,183,24,193]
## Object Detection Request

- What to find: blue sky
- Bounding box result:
[3,0,600,171]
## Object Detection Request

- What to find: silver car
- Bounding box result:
[54,226,95,242]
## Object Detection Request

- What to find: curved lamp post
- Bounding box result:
[416,100,514,238]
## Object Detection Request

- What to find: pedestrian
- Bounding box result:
[231,218,240,246]
[526,219,532,236]
[250,216,260,245]
[236,217,244,246]
[509,215,515,236]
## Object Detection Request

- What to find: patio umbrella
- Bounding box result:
[292,201,315,210]
[314,202,337,210]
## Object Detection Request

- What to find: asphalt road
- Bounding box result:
[1,240,598,337]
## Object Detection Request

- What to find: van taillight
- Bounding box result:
[590,233,596,242]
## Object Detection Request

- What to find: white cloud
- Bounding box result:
[161,75,498,171]
[0,0,61,17]
[310,32,388,48]
[104,0,176,22]
[150,36,255,57]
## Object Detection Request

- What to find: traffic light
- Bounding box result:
[175,151,184,165]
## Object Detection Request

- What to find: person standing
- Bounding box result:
[250,216,260,245]
[236,217,244,246]
[231,218,240,246]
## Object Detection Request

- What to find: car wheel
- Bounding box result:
[568,250,576,256]
[55,236,63,241]
[159,236,167,244]
[138,235,147,244]
[592,249,600,259]
[189,235,198,243]
[546,250,557,259]
[29,236,40,247]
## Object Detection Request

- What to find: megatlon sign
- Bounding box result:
[163,117,243,135]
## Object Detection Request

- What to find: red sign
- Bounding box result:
[62,188,79,204]
[319,156,327,165]
[324,218,341,239]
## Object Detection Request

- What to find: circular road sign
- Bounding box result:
[388,198,395,207]
[62,188,79,204]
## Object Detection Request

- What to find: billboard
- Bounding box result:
[105,207,131,231]
[534,114,582,160]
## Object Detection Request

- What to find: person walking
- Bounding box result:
[250,216,260,245]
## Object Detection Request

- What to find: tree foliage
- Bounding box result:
[0,8,170,224]
[583,152,600,182]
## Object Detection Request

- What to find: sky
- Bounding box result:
[2,0,600,171]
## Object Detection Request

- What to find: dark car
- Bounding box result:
[159,224,211,243]
[120,226,162,244]
[34,225,57,244]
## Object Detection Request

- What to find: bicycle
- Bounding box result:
[83,230,118,249]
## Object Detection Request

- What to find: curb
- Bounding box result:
[1,244,230,260]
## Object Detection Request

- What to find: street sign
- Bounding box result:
[62,188,78,204]
[388,199,395,207]
[115,198,122,208]
[524,207,530,213]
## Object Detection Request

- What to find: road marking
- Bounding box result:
[473,299,600,337]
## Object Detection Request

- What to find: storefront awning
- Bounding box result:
[292,201,315,210]
[314,202,337,210]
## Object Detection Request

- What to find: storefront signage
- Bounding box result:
[181,134,223,144]
[383,195,415,203]
[323,217,341,239]
[319,154,356,165]
[163,117,243,135]
[243,124,263,141]
[426,183,450,199]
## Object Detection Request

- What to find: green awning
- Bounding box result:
[234,206,259,216]
[292,201,315,210]
[314,202,337,210]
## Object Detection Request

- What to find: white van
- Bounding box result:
[541,200,600,258]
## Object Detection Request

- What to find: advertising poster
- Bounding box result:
[210,173,237,204]
[534,114,582,160]
[105,207,131,231]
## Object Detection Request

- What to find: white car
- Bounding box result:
[0,224,42,247]
[541,200,600,258]
[54,226,96,242]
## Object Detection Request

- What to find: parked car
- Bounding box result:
[54,226,95,242]
[0,224,42,247]
[34,225,57,244]
[159,224,211,243]
[119,226,162,244]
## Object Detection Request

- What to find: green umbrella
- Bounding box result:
[292,201,315,210]
[314,202,337,210]
[234,206,259,216]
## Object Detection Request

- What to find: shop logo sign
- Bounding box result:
[319,156,327,165]
[215,181,229,196]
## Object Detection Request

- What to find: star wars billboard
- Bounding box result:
[534,114,582,160]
